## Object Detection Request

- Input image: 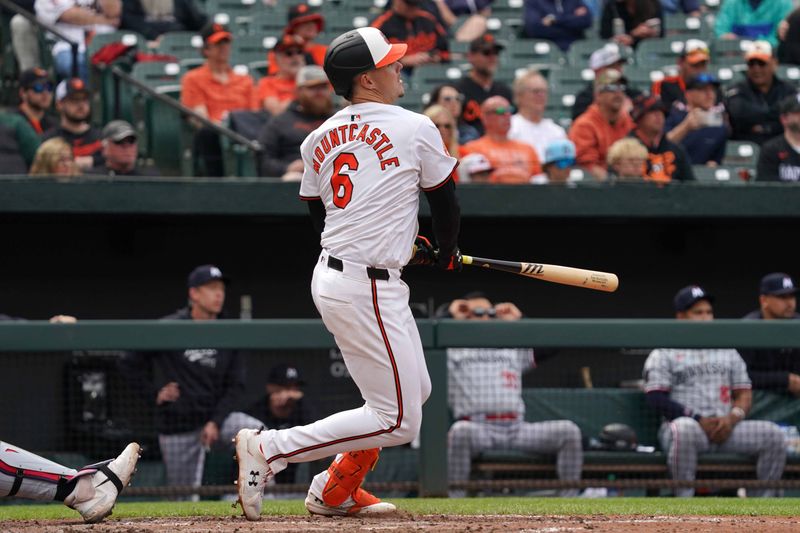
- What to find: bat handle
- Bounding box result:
[461,254,473,266]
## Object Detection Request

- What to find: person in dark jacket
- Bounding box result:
[600,0,664,48]
[740,273,800,396]
[726,40,798,145]
[756,95,800,182]
[120,265,263,496]
[121,0,207,41]
[0,111,40,175]
[651,39,714,110]
[257,65,333,179]
[522,0,593,51]
[85,120,161,177]
[629,95,695,182]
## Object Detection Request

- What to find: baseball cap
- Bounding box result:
[469,33,505,53]
[543,139,576,166]
[296,65,328,87]
[594,69,625,92]
[589,44,623,71]
[682,39,710,65]
[673,285,714,312]
[268,364,305,386]
[759,272,798,296]
[745,40,773,62]
[102,120,137,142]
[55,78,89,102]
[200,22,232,45]
[631,94,668,122]
[187,264,229,288]
[274,33,306,52]
[19,67,51,90]
[779,94,800,115]
[462,153,493,174]
[685,72,719,91]
[287,3,325,33]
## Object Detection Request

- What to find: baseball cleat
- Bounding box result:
[69,442,140,524]
[305,487,396,516]
[235,428,273,521]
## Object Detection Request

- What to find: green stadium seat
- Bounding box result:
[664,14,711,39]
[710,38,750,68]
[487,0,525,35]
[692,165,746,183]
[778,65,800,87]
[412,63,468,91]
[87,31,146,62]
[635,38,687,69]
[723,141,759,168]
[131,61,183,89]
[324,10,371,36]
[245,7,291,37]
[156,32,204,63]
[567,39,613,67]
[709,64,745,86]
[130,62,184,165]
[400,87,430,113]
[204,0,263,34]
[504,40,567,69]
[625,65,665,88]
[549,66,594,94]
[231,34,271,67]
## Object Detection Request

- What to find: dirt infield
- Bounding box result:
[3,514,800,533]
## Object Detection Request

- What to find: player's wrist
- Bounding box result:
[730,406,745,421]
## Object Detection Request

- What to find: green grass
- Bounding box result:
[2,498,800,521]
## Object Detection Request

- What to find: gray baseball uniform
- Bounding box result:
[447,348,582,496]
[644,348,786,496]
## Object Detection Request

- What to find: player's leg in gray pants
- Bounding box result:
[447,420,495,497]
[513,420,583,496]
[658,417,709,497]
[159,429,205,500]
[716,420,786,497]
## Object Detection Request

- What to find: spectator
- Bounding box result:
[569,69,634,180]
[121,0,207,40]
[757,95,800,182]
[665,73,727,166]
[659,0,700,16]
[629,95,695,182]
[257,65,333,180]
[573,43,642,120]
[460,152,493,183]
[715,0,793,47]
[244,364,313,484]
[257,34,307,116]
[427,84,480,143]
[455,34,513,136]
[607,137,648,180]
[600,0,664,48]
[460,96,542,184]
[266,3,327,76]
[726,41,797,145]
[85,120,160,177]
[740,273,800,396]
[15,68,58,135]
[34,0,121,80]
[29,137,79,177]
[651,39,712,110]
[445,292,583,498]
[522,0,593,51]
[541,139,578,184]
[371,0,450,70]
[0,110,41,175]
[508,69,567,163]
[643,285,786,497]
[181,22,258,176]
[424,105,460,179]
[42,78,103,170]
[0,440,138,524]
[777,7,800,66]
[432,0,488,42]
[120,265,264,496]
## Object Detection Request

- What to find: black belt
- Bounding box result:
[327,256,390,281]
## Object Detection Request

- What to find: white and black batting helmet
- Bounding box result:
[323,27,407,99]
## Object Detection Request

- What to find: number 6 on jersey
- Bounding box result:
[331,153,358,208]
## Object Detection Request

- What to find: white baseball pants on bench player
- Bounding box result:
[253,252,431,475]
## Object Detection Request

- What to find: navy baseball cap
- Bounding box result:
[268,364,305,386]
[685,73,720,91]
[187,264,229,288]
[760,272,797,296]
[673,285,714,312]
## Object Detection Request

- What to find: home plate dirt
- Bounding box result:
[2,515,799,532]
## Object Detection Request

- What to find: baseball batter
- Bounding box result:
[643,285,786,497]
[235,27,461,520]
[445,294,583,497]
[0,441,139,522]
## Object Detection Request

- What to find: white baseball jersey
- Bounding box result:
[447,348,535,420]
[299,102,457,269]
[643,348,752,418]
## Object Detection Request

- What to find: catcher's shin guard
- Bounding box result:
[322,448,380,506]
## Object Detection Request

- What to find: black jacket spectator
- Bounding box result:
[257,101,328,177]
[371,2,450,65]
[726,76,797,144]
[42,124,104,168]
[778,8,800,66]
[756,134,800,182]
[522,0,593,51]
[121,0,207,41]
[630,131,695,182]
[600,0,664,46]
[740,309,800,390]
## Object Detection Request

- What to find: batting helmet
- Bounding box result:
[323,27,407,99]
[597,423,638,451]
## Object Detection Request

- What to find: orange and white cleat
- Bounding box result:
[305,486,396,516]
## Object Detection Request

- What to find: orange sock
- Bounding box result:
[322,448,380,506]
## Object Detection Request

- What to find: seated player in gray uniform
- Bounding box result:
[445,292,583,497]
[643,285,787,497]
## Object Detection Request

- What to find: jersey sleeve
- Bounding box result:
[643,349,672,392]
[730,350,753,390]
[416,117,458,190]
[298,134,320,200]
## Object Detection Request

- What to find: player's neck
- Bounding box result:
[351,90,394,105]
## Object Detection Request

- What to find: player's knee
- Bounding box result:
[447,421,474,448]
[672,416,699,436]
[761,423,786,451]
[561,420,582,446]
[388,405,423,445]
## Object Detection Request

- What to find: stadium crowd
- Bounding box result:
[2,0,800,181]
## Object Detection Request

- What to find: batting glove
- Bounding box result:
[435,247,462,272]
[408,235,436,266]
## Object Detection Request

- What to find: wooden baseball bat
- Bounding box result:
[461,255,619,292]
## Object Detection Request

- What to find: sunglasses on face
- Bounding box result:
[479,49,499,57]
[599,84,626,93]
[112,136,137,146]
[29,81,53,93]
[491,106,514,115]
[552,158,575,169]
[440,94,464,103]
[470,307,497,318]
[280,48,304,57]
[747,60,768,68]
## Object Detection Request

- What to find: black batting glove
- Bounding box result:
[408,235,436,266]
[435,247,462,272]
